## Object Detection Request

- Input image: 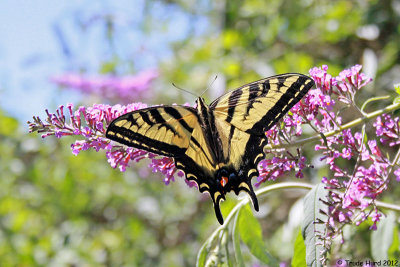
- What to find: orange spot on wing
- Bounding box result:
[220,176,228,187]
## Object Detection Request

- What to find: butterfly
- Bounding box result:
[106,73,314,224]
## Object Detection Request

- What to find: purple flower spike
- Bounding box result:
[51,69,158,104]
[28,101,189,186]
[394,168,400,182]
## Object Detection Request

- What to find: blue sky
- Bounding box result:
[0,1,83,122]
[0,0,206,124]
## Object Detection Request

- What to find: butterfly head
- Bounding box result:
[194,97,209,112]
[211,168,259,224]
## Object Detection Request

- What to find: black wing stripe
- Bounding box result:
[245,83,262,117]
[226,88,242,123]
[148,109,179,135]
[248,83,261,100]
[149,108,166,124]
[250,76,314,133]
[277,76,286,90]
[107,125,186,157]
[189,135,206,153]
[262,80,270,93]
[227,125,236,156]
[163,107,194,133]
[139,111,154,126]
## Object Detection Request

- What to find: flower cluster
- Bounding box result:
[27,102,181,185]
[257,64,400,242]
[51,69,158,104]
[308,66,400,235]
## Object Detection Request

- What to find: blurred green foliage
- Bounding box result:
[2,0,400,266]
[158,0,399,99]
[0,110,220,266]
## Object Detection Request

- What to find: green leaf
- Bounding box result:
[196,229,220,267]
[238,204,277,266]
[371,212,396,261]
[388,222,399,260]
[292,229,307,267]
[394,83,400,96]
[394,83,400,104]
[301,183,328,267]
[394,96,400,105]
[221,229,233,267]
[233,209,245,267]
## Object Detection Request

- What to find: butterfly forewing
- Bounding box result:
[106,105,217,186]
[210,73,314,134]
[107,106,195,157]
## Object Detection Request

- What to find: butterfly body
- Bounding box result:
[106,73,314,224]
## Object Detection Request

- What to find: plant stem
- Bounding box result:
[221,182,313,228]
[375,200,400,212]
[222,182,400,227]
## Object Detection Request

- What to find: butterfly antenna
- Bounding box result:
[200,75,218,98]
[172,83,198,98]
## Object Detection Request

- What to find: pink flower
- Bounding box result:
[309,65,337,93]
[51,69,158,104]
[394,168,400,182]
[374,114,400,146]
[341,148,352,159]
[370,210,382,230]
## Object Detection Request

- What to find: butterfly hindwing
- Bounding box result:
[174,153,225,223]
